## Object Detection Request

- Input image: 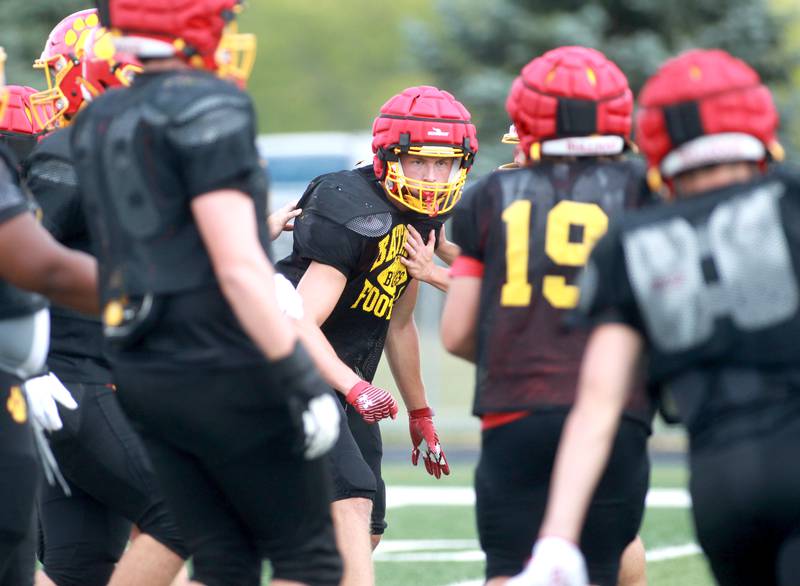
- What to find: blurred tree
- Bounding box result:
[0,0,86,88]
[405,0,800,170]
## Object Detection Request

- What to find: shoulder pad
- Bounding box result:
[299,167,395,237]
[22,128,77,189]
[160,74,255,148]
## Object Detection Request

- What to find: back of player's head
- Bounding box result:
[372,85,478,216]
[506,46,632,163]
[636,49,781,183]
[95,0,246,73]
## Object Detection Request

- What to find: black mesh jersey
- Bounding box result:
[577,167,800,442]
[452,159,654,424]
[277,165,445,382]
[0,143,48,320]
[23,127,111,384]
[71,70,269,368]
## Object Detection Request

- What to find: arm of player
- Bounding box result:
[440,271,481,363]
[0,213,98,315]
[385,279,450,477]
[400,225,451,292]
[510,323,642,584]
[192,189,297,361]
[296,261,398,422]
[434,224,460,266]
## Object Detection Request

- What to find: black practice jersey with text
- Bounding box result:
[452,159,654,425]
[278,165,444,382]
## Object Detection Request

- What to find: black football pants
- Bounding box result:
[690,412,800,586]
[113,359,342,586]
[39,382,187,586]
[0,373,39,586]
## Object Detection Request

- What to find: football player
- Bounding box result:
[515,49,798,586]
[0,46,98,586]
[71,1,342,585]
[440,47,654,586]
[21,10,193,586]
[277,85,477,584]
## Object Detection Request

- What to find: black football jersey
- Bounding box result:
[579,167,800,379]
[277,165,444,382]
[23,127,111,384]
[452,158,653,423]
[578,167,800,441]
[71,71,270,368]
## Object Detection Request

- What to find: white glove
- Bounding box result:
[302,394,340,460]
[506,537,588,586]
[23,373,78,432]
[273,274,304,320]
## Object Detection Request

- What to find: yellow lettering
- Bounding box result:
[350,280,374,309]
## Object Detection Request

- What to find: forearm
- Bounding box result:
[435,241,460,266]
[420,266,450,293]
[218,262,297,361]
[294,317,360,394]
[385,317,427,410]
[43,250,99,315]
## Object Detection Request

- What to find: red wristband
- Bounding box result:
[409,406,434,418]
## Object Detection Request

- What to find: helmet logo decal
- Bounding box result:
[427,127,450,137]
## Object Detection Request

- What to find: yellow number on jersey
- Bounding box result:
[500,200,533,306]
[500,199,608,309]
[543,201,608,308]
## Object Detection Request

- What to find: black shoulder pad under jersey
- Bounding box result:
[298,167,395,237]
[23,128,77,190]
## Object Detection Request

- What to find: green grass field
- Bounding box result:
[256,460,713,585]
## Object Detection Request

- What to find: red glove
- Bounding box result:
[346,381,399,424]
[409,407,450,479]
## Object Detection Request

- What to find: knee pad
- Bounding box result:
[269,525,343,586]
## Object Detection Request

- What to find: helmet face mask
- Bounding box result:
[79,27,142,101]
[384,147,467,216]
[215,21,257,88]
[372,86,478,217]
[0,47,7,124]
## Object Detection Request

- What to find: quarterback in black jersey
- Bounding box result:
[71,2,341,585]
[22,12,190,586]
[521,50,800,586]
[441,47,652,586]
[277,85,477,584]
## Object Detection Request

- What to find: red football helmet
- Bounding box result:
[506,46,633,162]
[0,85,53,161]
[96,0,242,72]
[30,9,101,130]
[636,49,781,183]
[80,26,142,100]
[372,85,478,216]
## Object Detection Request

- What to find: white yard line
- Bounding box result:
[412,540,700,586]
[386,486,691,509]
